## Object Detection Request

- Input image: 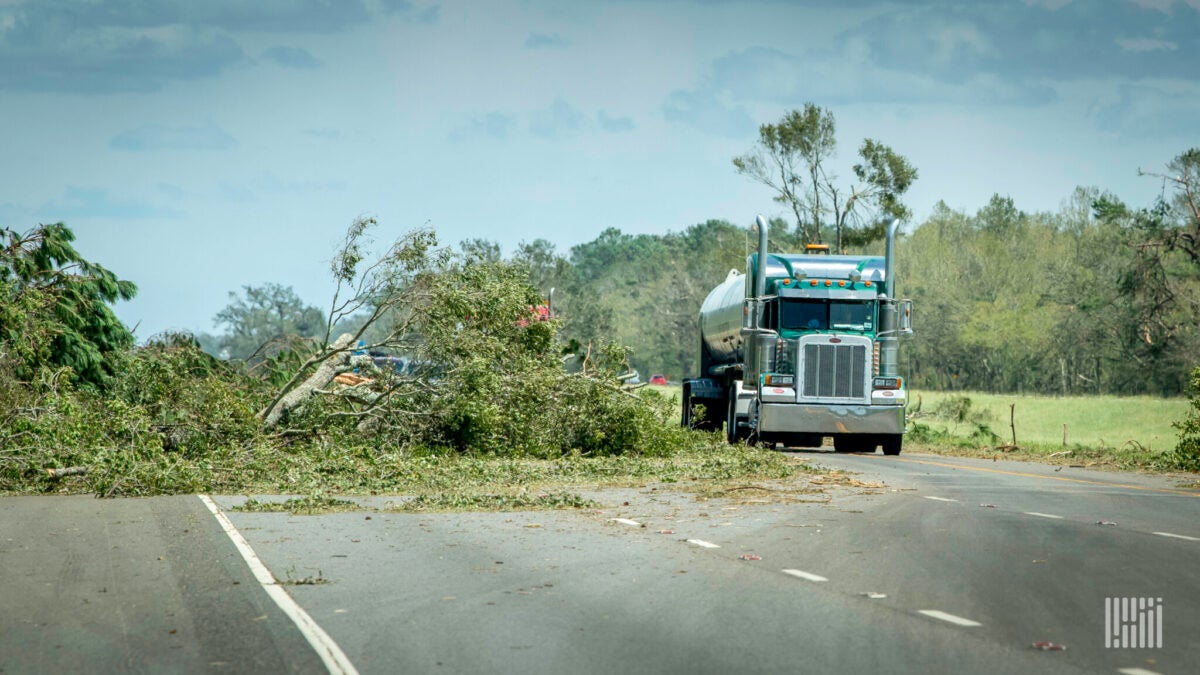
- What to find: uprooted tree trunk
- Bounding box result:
[259,333,357,429]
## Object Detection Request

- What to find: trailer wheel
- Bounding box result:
[882,435,903,456]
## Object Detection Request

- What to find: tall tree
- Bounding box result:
[458,238,502,265]
[733,104,917,252]
[0,222,136,388]
[512,238,569,296]
[1140,148,1200,264]
[213,283,325,361]
[733,104,835,245]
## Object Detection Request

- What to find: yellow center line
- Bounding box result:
[872,455,1200,498]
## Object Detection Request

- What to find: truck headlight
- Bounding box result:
[764,374,794,386]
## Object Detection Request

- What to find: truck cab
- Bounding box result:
[682,217,913,455]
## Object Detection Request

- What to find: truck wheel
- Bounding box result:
[833,436,857,453]
[725,388,738,444]
[882,435,903,456]
[726,387,749,444]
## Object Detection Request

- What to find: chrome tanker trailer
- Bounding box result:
[681,215,913,454]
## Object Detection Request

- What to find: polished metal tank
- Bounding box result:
[698,269,746,366]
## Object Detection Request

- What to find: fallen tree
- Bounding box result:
[258,220,442,430]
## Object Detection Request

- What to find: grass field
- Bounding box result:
[909,389,1188,452]
[653,384,1193,470]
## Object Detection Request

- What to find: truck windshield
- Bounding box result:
[780,300,874,332]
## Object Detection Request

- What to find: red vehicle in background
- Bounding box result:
[649,374,668,386]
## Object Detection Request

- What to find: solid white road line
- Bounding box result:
[917,610,982,627]
[923,496,958,503]
[610,518,641,527]
[1153,531,1200,542]
[781,569,828,582]
[1118,668,1164,675]
[199,495,359,675]
[1023,512,1064,519]
[686,539,720,548]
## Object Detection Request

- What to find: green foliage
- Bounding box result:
[899,187,1200,396]
[733,104,918,251]
[0,220,788,499]
[554,219,750,380]
[930,395,993,429]
[110,332,263,455]
[1,223,136,388]
[512,238,570,296]
[213,283,325,361]
[733,104,837,245]
[1169,366,1200,470]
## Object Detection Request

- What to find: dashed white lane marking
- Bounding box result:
[917,610,982,627]
[1118,668,1164,675]
[199,495,359,675]
[782,569,828,582]
[1153,531,1200,541]
[923,496,958,503]
[1023,512,1064,519]
[610,518,641,527]
[686,539,720,549]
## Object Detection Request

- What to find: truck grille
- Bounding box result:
[802,343,867,399]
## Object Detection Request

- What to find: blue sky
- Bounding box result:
[2,0,1198,338]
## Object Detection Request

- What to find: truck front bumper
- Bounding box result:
[758,403,905,435]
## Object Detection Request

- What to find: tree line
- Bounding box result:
[3,105,1198,493]
[196,150,1199,399]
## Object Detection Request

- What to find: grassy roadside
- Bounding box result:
[655,385,1194,474]
[14,438,828,511]
[909,389,1187,451]
[905,389,1192,473]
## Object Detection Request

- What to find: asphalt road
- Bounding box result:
[2,452,1197,674]
[0,495,325,674]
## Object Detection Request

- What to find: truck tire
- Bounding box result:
[882,435,903,456]
[726,387,748,444]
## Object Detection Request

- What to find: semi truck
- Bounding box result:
[681,215,913,454]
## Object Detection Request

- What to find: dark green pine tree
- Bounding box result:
[0,222,137,388]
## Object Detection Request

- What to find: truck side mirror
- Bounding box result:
[899,299,913,334]
[878,299,913,337]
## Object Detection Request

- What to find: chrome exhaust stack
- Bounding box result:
[879,218,901,377]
